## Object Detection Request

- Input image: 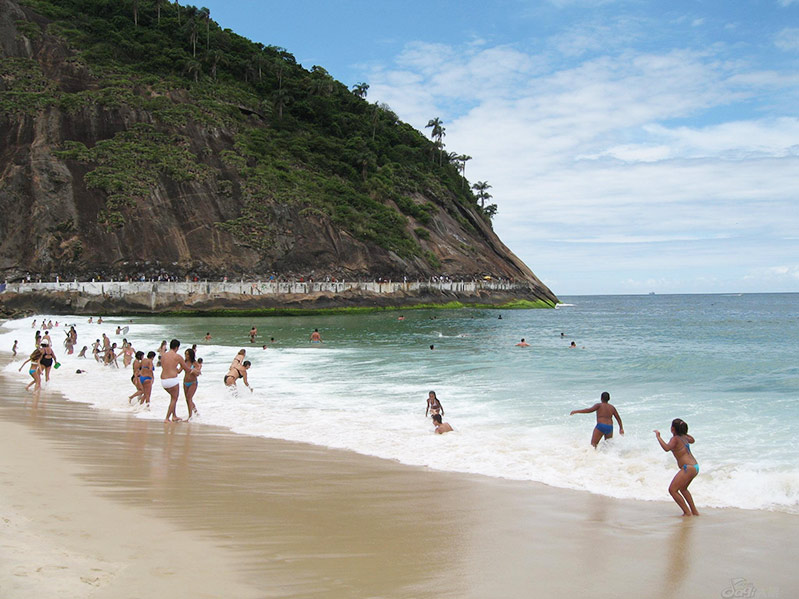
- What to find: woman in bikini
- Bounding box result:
[18,347,43,391]
[129,350,145,403]
[138,351,156,406]
[654,418,700,517]
[224,359,251,390]
[183,348,201,419]
[122,339,135,368]
[425,391,444,417]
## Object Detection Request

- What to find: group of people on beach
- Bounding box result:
[12,317,700,515]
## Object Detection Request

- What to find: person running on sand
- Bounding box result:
[19,347,43,391]
[161,339,189,422]
[516,338,530,347]
[425,391,444,417]
[309,329,323,343]
[654,419,700,517]
[249,326,257,343]
[224,359,251,391]
[432,414,453,434]
[138,351,156,406]
[183,348,201,419]
[570,391,624,448]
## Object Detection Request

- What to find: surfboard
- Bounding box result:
[122,326,130,335]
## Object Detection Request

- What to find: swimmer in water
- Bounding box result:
[432,414,453,434]
[310,329,322,343]
[249,326,257,343]
[516,338,530,347]
[570,391,624,448]
[425,391,444,417]
[654,419,700,516]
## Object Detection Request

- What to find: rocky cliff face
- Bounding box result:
[0,0,557,304]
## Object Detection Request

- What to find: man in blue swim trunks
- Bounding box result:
[570,391,624,448]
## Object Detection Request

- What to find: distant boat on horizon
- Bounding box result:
[649,292,656,295]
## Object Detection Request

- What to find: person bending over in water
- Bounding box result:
[655,419,700,517]
[425,391,444,417]
[160,339,189,422]
[224,359,251,391]
[432,414,453,434]
[570,391,624,448]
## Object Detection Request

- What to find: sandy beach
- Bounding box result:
[1,355,795,598]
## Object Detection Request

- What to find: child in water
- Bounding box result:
[425,391,444,417]
[654,418,700,517]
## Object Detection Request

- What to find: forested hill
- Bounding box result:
[0,0,557,303]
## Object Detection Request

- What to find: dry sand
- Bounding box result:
[0,356,795,598]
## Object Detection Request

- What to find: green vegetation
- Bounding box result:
[9,0,497,248]
[159,298,552,317]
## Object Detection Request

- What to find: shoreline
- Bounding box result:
[1,353,796,598]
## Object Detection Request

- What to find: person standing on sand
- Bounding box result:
[432,414,453,434]
[160,339,189,422]
[310,329,323,343]
[570,391,624,448]
[654,419,700,517]
[425,391,444,417]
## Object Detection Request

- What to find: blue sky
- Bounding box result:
[199,0,798,295]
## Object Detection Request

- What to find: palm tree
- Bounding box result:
[309,66,334,96]
[472,181,492,209]
[184,58,202,82]
[458,154,472,189]
[352,82,369,98]
[199,6,211,50]
[484,203,498,220]
[155,0,165,25]
[132,0,139,27]
[188,17,198,57]
[425,117,446,165]
[273,87,292,120]
[207,48,225,80]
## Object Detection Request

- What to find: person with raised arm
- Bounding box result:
[570,391,624,448]
[654,418,700,516]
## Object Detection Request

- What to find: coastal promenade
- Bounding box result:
[1,278,526,297]
[0,278,556,314]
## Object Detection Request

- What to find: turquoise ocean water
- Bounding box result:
[2,293,797,513]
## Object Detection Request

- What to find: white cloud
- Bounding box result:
[775,27,799,52]
[360,28,799,294]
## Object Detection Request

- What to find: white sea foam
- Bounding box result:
[3,308,798,514]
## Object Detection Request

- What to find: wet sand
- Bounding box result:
[1,356,796,598]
